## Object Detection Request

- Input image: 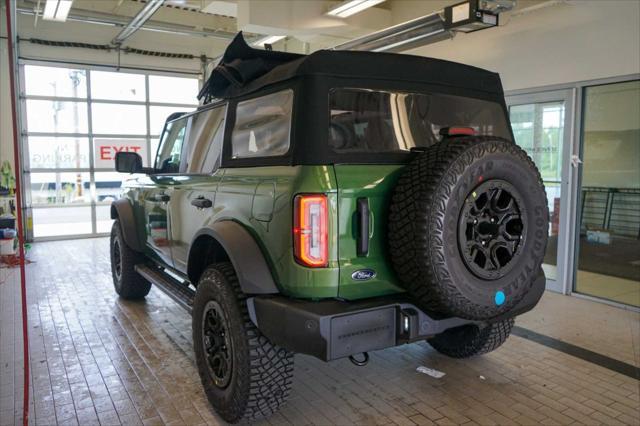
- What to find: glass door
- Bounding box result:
[575,80,640,307]
[506,89,576,293]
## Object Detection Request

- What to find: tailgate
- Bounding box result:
[333,164,406,299]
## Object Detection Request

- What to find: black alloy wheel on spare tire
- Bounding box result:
[389,136,548,320]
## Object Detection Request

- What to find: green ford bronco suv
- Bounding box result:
[110,33,548,423]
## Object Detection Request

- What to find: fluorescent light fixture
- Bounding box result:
[252,35,286,47]
[334,12,448,52]
[327,0,385,18]
[43,0,73,22]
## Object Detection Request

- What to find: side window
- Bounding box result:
[183,105,227,173]
[155,117,188,173]
[231,89,293,159]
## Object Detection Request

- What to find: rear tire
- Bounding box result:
[192,263,294,423]
[110,219,151,300]
[427,319,514,358]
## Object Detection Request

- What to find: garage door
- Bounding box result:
[19,63,199,239]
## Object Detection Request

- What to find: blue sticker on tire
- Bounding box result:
[495,291,505,306]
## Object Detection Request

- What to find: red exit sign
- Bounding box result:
[94,139,148,168]
[99,145,143,160]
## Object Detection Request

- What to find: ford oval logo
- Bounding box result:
[351,269,376,281]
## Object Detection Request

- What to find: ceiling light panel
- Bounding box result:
[252,35,286,47]
[327,0,386,18]
[43,0,73,22]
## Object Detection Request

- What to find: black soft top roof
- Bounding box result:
[199,32,503,101]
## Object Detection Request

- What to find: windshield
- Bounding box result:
[329,89,512,154]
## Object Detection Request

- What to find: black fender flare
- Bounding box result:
[189,221,279,294]
[110,199,144,252]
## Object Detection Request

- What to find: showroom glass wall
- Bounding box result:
[507,76,640,308]
[575,80,640,307]
[19,62,199,239]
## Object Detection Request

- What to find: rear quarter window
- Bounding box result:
[231,89,293,159]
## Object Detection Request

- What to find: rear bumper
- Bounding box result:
[247,269,546,362]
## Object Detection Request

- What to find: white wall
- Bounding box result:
[405,1,640,91]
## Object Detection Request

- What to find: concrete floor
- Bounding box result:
[1,238,639,426]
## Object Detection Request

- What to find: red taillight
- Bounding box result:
[293,194,328,267]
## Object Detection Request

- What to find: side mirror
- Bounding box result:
[115,152,145,174]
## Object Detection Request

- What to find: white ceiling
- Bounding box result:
[13,0,558,59]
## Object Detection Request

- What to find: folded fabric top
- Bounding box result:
[198,32,503,102]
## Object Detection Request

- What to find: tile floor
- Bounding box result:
[1,238,639,426]
[574,270,640,308]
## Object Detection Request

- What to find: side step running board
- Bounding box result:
[135,264,195,313]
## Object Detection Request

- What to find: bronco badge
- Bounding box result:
[351,269,376,281]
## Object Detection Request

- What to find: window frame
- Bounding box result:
[222,83,297,168]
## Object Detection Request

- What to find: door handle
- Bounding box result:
[191,197,212,209]
[571,155,583,168]
[154,193,170,202]
[356,197,370,257]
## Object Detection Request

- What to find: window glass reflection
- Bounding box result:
[25,65,87,98]
[26,100,88,133]
[91,71,145,101]
[575,80,640,307]
[510,102,565,281]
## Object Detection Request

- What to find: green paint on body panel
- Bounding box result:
[123,164,408,301]
[333,165,406,299]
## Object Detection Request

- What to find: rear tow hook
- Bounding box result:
[349,352,369,366]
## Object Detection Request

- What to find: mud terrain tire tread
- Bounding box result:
[193,262,294,423]
[428,318,514,358]
[110,219,151,300]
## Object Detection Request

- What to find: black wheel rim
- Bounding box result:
[201,301,233,388]
[112,238,122,282]
[458,180,527,280]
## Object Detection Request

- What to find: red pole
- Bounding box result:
[4,1,30,425]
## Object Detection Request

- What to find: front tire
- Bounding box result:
[427,319,514,358]
[192,263,293,423]
[110,219,151,300]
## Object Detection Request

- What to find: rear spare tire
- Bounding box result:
[389,137,548,320]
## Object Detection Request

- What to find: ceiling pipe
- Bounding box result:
[111,0,165,45]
